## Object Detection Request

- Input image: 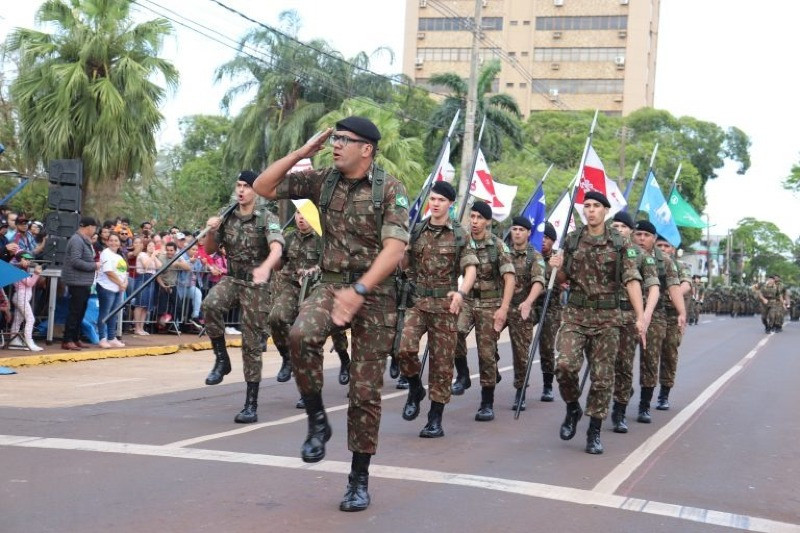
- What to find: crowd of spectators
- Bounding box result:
[0,206,236,351]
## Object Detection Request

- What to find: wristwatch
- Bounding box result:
[353,282,369,296]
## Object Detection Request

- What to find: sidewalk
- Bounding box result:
[0,330,246,368]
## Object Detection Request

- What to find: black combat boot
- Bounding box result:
[419,401,445,438]
[451,356,472,395]
[560,401,583,440]
[611,401,628,434]
[234,382,259,423]
[402,375,426,421]
[295,397,305,409]
[389,356,400,379]
[205,337,231,385]
[301,393,331,463]
[337,350,351,386]
[340,452,371,512]
[656,386,671,410]
[495,350,502,383]
[512,387,527,411]
[637,387,654,423]
[276,346,292,383]
[585,417,604,454]
[540,372,555,402]
[396,375,409,390]
[475,386,495,421]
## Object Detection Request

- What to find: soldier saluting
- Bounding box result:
[548,191,645,454]
[254,117,409,512]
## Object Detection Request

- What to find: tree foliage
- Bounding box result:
[783,155,800,194]
[727,217,799,284]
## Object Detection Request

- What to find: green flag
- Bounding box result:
[668,186,706,228]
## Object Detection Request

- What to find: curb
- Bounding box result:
[0,338,246,368]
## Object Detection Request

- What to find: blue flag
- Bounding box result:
[520,184,547,251]
[640,170,681,247]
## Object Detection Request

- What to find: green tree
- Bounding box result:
[426,60,524,163]
[728,217,798,284]
[783,155,800,194]
[4,0,178,217]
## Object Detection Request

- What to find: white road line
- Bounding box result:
[0,433,795,533]
[76,378,146,388]
[167,364,519,448]
[593,335,773,495]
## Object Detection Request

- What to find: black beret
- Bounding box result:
[543,221,557,242]
[655,234,670,243]
[335,116,381,143]
[430,181,456,202]
[80,216,98,227]
[612,211,634,229]
[471,200,492,220]
[237,170,258,187]
[511,216,532,231]
[635,220,657,235]
[584,190,610,208]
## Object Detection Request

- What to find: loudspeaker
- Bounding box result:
[45,211,80,238]
[47,185,82,212]
[41,236,70,266]
[48,159,83,187]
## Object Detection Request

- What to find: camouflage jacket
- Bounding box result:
[468,232,515,308]
[509,244,546,306]
[217,206,284,278]
[278,229,320,288]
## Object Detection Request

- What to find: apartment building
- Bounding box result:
[402,0,660,116]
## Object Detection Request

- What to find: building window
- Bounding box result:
[417,47,502,61]
[521,51,529,56]
[520,82,527,88]
[510,20,518,26]
[506,82,515,88]
[534,47,625,61]
[535,15,627,31]
[534,79,625,94]
[523,20,531,25]
[418,17,504,31]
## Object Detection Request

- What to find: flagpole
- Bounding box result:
[623,160,640,201]
[635,143,660,214]
[502,164,553,241]
[671,163,682,187]
[516,109,600,419]
[409,109,460,228]
[456,115,488,223]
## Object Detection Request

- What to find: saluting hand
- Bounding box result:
[297,128,333,159]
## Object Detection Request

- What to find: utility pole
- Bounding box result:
[458,0,483,208]
[705,213,713,288]
[726,230,733,286]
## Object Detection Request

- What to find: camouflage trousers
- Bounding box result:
[538,306,560,376]
[202,276,270,382]
[765,302,785,328]
[613,312,639,405]
[504,304,536,390]
[398,303,458,404]
[659,315,683,388]
[289,282,396,455]
[455,299,501,388]
[640,312,667,388]
[687,300,698,323]
[555,321,619,420]
[269,279,348,355]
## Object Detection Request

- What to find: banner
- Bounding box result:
[640,170,681,247]
[469,149,517,222]
[519,184,546,250]
[668,185,707,228]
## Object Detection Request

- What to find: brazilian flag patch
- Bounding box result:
[396,196,409,209]
[502,243,510,253]
[626,248,638,258]
[268,223,280,231]
[645,257,656,265]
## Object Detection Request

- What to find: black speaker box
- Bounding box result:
[48,159,83,187]
[45,211,80,238]
[47,185,82,211]
[41,236,70,266]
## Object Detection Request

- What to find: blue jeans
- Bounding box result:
[96,284,124,341]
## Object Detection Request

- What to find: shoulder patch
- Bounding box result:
[396,195,409,209]
[268,223,280,231]
[645,257,655,265]
[538,259,546,268]
[502,243,510,253]
[626,248,638,258]
[470,239,477,249]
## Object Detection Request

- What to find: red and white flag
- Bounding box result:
[547,189,576,249]
[289,158,313,174]
[469,149,518,222]
[421,140,454,218]
[574,145,606,204]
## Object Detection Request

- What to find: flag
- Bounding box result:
[519,184,547,251]
[547,190,576,250]
[640,170,681,247]
[469,149,518,222]
[668,185,707,228]
[291,199,322,236]
[574,144,607,204]
[622,176,635,202]
[575,175,627,223]
[410,140,452,222]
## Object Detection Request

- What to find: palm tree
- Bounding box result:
[426,60,523,163]
[4,0,178,216]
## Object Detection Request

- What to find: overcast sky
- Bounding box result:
[2,0,799,241]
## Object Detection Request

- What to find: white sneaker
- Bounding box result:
[225,327,242,335]
[9,336,25,348]
[99,339,112,349]
[109,339,126,348]
[25,339,43,352]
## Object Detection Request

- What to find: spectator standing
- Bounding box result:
[8,251,43,351]
[12,217,37,253]
[61,216,98,351]
[96,233,128,348]
[132,240,161,335]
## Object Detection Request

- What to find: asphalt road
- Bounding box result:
[1,315,798,532]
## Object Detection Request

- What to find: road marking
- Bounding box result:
[76,378,146,388]
[167,364,519,448]
[592,335,773,495]
[0,433,795,533]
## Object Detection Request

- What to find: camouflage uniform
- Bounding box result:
[501,245,546,390]
[268,229,349,361]
[640,249,679,390]
[613,242,659,406]
[277,166,409,455]
[757,280,781,331]
[455,234,515,388]
[660,261,690,389]
[536,249,562,396]
[202,206,284,382]
[556,227,642,420]
[398,220,478,404]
